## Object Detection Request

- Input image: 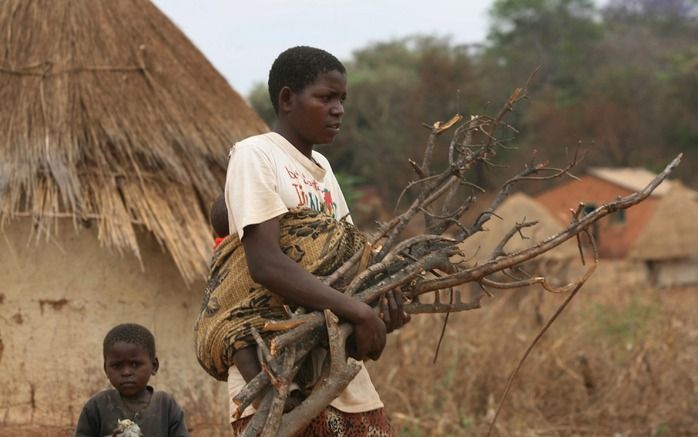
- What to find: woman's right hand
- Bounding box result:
[348,304,387,361]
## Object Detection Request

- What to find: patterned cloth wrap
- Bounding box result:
[195,207,367,381]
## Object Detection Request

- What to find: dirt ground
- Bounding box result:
[3,286,696,437]
[367,285,698,436]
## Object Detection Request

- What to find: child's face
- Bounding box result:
[104,341,158,399]
[283,70,347,149]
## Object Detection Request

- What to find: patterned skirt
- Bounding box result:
[231,406,393,437]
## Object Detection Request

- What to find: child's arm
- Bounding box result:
[74,399,101,437]
[166,394,190,437]
[242,217,387,361]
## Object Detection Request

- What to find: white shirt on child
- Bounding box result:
[224,132,384,421]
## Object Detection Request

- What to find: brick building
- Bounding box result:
[535,167,673,258]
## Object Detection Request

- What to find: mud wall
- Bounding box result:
[0,219,228,436]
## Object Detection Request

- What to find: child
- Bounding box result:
[206,194,264,388]
[207,193,305,411]
[209,193,228,249]
[75,323,189,437]
[218,45,408,435]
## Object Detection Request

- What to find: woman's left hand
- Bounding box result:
[380,288,411,333]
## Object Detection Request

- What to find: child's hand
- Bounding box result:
[380,288,411,333]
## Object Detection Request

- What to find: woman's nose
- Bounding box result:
[330,101,344,116]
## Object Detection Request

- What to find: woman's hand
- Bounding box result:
[347,303,387,361]
[380,288,411,333]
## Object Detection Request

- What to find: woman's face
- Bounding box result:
[284,70,347,150]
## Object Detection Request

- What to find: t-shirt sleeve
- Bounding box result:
[225,142,289,239]
[74,399,101,437]
[166,397,189,437]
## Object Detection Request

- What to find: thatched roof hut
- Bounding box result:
[629,184,698,261]
[0,0,267,282]
[458,192,578,262]
[0,1,266,435]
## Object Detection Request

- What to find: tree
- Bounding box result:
[485,0,602,97]
[325,37,484,211]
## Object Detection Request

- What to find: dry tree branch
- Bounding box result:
[234,70,681,433]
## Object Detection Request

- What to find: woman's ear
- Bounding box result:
[278,86,295,113]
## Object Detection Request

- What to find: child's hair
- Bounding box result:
[268,46,346,113]
[103,323,156,360]
[210,193,229,238]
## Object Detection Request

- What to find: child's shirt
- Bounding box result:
[74,386,188,437]
[224,132,384,421]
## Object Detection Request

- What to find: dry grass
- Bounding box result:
[368,285,698,436]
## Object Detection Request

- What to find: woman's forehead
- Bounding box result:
[308,70,347,90]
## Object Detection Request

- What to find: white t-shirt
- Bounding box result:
[224,132,384,421]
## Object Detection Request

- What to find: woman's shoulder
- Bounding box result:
[235,131,282,149]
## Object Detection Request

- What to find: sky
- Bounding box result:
[152,0,495,97]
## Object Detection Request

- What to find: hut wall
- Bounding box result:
[0,219,228,436]
[652,258,698,288]
[555,259,650,291]
[536,176,659,258]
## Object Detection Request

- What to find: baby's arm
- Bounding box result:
[233,345,303,411]
[233,346,261,383]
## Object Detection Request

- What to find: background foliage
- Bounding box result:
[249,0,698,220]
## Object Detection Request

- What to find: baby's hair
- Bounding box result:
[210,193,229,238]
[103,323,156,360]
[268,46,346,113]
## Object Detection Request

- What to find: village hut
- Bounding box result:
[629,185,698,288]
[535,167,674,258]
[455,193,578,299]
[458,193,578,262]
[0,1,267,435]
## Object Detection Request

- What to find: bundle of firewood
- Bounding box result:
[235,81,681,437]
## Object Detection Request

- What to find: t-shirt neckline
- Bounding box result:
[267,132,327,181]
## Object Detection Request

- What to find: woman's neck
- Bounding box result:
[273,125,313,159]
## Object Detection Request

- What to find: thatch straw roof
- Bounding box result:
[0,0,268,282]
[588,167,673,197]
[629,184,698,260]
[458,193,578,262]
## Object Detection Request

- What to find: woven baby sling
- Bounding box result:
[194,207,367,381]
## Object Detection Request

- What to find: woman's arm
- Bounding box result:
[242,217,387,361]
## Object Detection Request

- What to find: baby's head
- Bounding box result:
[102,323,159,399]
[210,193,229,238]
